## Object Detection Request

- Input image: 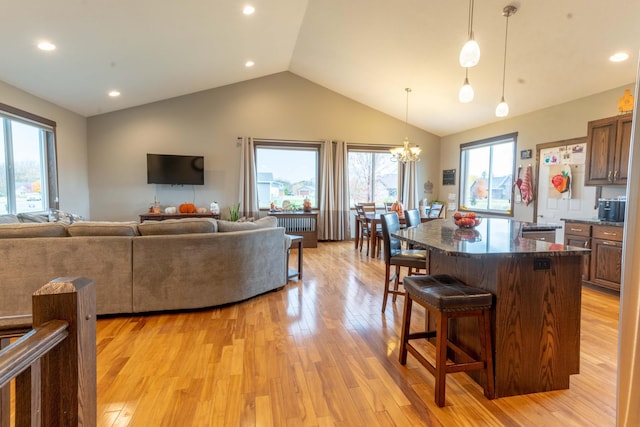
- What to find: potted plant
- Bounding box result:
[228,203,240,221]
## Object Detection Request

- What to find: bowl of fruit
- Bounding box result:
[453,212,482,229]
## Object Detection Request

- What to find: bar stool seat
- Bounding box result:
[399,274,495,407]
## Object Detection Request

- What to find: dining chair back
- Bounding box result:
[404,209,421,228]
[355,204,382,256]
[379,213,427,311]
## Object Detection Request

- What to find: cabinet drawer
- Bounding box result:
[593,226,623,241]
[564,223,591,237]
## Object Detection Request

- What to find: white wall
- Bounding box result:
[0,80,90,217]
[87,72,440,221]
[439,83,635,222]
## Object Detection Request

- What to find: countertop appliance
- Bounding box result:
[598,199,625,222]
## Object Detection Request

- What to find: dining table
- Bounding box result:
[354,211,437,256]
[391,217,590,398]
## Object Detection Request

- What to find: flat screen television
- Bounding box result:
[147,153,204,185]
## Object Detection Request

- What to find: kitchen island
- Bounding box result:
[392,218,590,398]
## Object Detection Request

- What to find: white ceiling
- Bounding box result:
[2,0,638,136]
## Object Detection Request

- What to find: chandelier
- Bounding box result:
[390,88,421,163]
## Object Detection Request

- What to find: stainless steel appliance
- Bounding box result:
[598,199,626,222]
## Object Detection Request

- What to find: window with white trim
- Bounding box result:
[0,104,57,215]
[459,133,516,215]
[348,147,399,206]
[255,142,320,210]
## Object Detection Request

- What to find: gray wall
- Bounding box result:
[0,80,90,217]
[87,72,440,221]
[439,83,635,222]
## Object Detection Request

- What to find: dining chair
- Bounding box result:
[384,202,394,212]
[404,209,421,228]
[355,204,382,257]
[380,212,427,311]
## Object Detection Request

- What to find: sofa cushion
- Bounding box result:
[0,214,20,224]
[217,216,277,232]
[68,221,140,237]
[0,222,68,238]
[138,218,217,235]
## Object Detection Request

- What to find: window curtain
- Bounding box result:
[400,161,418,209]
[238,137,260,218]
[318,140,349,240]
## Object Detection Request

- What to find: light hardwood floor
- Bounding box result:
[96,241,619,426]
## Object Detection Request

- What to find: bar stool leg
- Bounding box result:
[399,294,413,364]
[435,311,448,407]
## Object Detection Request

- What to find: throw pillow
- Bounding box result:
[16,213,49,223]
[68,221,140,237]
[138,218,217,236]
[0,214,20,224]
[217,215,277,232]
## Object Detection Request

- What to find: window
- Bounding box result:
[0,104,57,215]
[255,141,320,210]
[459,133,516,215]
[348,147,399,206]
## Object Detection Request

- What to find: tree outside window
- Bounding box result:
[348,149,398,206]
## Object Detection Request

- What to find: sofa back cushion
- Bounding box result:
[68,221,140,236]
[138,218,217,235]
[217,215,277,232]
[0,222,68,238]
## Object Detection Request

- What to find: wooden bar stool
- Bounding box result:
[399,274,495,407]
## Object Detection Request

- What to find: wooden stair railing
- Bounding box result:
[0,277,96,427]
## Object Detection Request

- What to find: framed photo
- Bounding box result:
[520,149,532,159]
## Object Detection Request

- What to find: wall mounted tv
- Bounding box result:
[147,153,204,185]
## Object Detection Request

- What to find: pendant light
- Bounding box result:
[458,68,474,103]
[390,88,421,163]
[459,0,480,68]
[496,5,517,118]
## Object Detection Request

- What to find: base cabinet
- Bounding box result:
[564,221,623,291]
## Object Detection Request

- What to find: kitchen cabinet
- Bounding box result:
[590,225,623,291]
[563,222,591,281]
[563,221,623,291]
[584,112,633,185]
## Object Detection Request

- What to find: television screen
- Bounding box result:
[147,154,204,185]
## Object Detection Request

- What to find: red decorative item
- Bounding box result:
[179,203,197,213]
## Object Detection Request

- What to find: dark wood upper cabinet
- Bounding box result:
[584,112,633,186]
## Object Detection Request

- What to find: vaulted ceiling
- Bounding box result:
[2,0,638,136]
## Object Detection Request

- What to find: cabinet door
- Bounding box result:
[613,114,633,184]
[590,238,622,291]
[585,116,617,185]
[565,234,590,281]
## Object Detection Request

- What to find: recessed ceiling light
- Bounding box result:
[245,60,255,68]
[243,5,255,15]
[610,52,629,62]
[37,41,56,51]
[108,90,121,97]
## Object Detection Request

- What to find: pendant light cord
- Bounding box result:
[468,0,474,39]
[500,11,510,98]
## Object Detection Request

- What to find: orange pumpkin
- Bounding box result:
[179,203,197,213]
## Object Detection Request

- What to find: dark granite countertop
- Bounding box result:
[561,218,624,227]
[392,218,590,258]
[521,222,562,231]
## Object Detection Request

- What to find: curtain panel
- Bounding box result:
[238,137,260,219]
[318,140,349,241]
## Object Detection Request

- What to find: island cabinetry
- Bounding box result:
[563,222,591,281]
[584,113,632,185]
[590,225,623,291]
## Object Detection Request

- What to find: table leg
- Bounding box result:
[354,215,360,249]
[297,242,303,279]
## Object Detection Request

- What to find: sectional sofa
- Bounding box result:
[0,216,287,316]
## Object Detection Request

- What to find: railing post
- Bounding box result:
[29,277,96,427]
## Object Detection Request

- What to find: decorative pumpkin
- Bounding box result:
[303,197,312,212]
[196,207,207,214]
[179,203,197,213]
[391,200,405,218]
